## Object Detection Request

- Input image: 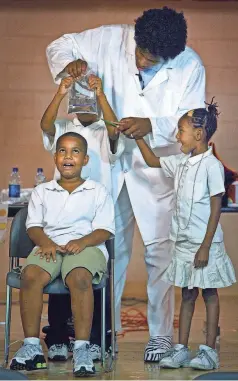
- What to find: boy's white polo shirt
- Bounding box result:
[26,179,115,261]
[160,147,225,243]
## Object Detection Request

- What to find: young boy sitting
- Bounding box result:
[40,75,121,361]
[10,132,115,377]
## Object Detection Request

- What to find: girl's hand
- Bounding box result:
[88,75,104,97]
[194,246,209,268]
[57,76,76,96]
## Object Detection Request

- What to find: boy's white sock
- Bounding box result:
[74,340,89,350]
[24,337,40,346]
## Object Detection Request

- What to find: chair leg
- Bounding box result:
[4,285,12,366]
[110,258,116,360]
[101,287,106,368]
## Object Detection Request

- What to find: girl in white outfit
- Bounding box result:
[134,99,236,370]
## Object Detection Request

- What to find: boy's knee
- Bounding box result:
[202,288,218,302]
[182,287,199,303]
[21,265,50,287]
[66,268,92,291]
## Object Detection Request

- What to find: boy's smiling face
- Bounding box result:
[54,136,89,180]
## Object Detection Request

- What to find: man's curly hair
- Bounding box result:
[135,7,187,60]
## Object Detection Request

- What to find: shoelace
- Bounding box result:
[15,343,40,359]
[73,345,92,365]
[196,349,216,368]
[50,344,66,353]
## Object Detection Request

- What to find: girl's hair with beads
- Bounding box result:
[184,98,219,141]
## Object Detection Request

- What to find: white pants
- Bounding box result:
[114,183,174,337]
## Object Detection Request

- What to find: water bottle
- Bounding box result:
[9,167,21,203]
[35,168,46,187]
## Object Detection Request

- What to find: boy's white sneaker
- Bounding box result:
[159,344,191,369]
[73,343,95,377]
[48,344,69,361]
[10,343,47,371]
[189,345,219,370]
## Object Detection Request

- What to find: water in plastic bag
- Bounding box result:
[68,71,98,115]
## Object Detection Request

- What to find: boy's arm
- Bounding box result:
[26,189,65,261]
[64,186,115,255]
[64,229,111,254]
[88,75,119,141]
[40,76,75,136]
[136,138,161,168]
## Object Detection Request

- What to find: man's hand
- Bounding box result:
[65,59,87,78]
[34,243,66,263]
[88,75,104,97]
[194,245,210,268]
[64,238,87,255]
[57,76,75,96]
[118,117,152,139]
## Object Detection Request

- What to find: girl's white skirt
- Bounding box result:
[162,241,236,289]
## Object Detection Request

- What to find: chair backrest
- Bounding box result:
[9,207,34,258]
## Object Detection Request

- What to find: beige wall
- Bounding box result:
[1,0,238,300]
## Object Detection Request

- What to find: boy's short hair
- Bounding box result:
[56,132,88,153]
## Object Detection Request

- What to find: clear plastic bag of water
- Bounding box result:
[68,71,98,115]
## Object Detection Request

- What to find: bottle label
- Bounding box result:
[9,184,20,198]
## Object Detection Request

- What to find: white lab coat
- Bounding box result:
[46,24,205,245]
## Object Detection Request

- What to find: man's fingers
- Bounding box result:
[122,126,138,137]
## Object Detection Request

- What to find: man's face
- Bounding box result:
[135,46,161,70]
[76,112,98,126]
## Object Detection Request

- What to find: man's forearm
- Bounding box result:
[27,227,54,247]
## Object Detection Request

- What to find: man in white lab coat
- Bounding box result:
[46,7,206,362]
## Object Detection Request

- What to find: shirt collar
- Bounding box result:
[73,118,103,129]
[45,179,96,192]
[180,146,213,166]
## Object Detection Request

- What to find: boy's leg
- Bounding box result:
[44,294,72,361]
[10,249,62,371]
[20,265,51,337]
[66,268,94,340]
[62,247,107,376]
[45,294,72,346]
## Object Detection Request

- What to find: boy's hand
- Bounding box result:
[194,246,209,268]
[57,76,76,96]
[34,243,66,263]
[64,238,87,255]
[88,75,104,97]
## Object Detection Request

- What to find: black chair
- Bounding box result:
[4,207,116,371]
[194,372,238,380]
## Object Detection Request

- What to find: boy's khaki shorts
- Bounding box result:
[23,246,107,286]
